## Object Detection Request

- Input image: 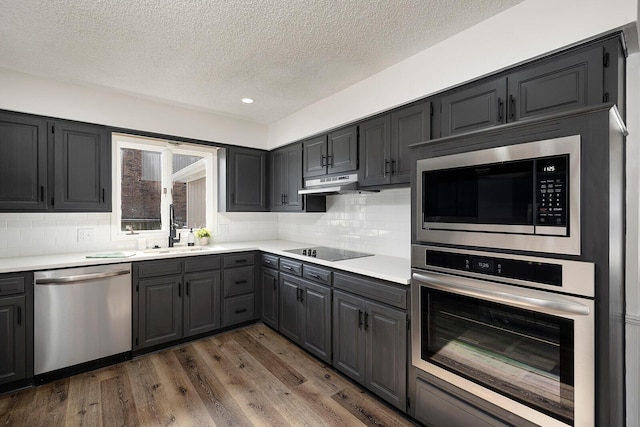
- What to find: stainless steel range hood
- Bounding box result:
[298,173,377,195]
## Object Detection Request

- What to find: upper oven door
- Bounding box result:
[415,135,581,255]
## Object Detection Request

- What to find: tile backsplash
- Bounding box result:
[0,187,410,259]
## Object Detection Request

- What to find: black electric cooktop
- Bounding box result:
[283,246,373,262]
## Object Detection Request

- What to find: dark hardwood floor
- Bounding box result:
[0,324,417,426]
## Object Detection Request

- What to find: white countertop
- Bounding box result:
[0,240,411,285]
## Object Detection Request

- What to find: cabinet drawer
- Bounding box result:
[0,275,25,296]
[223,294,255,326]
[262,253,279,269]
[334,272,407,310]
[223,266,255,297]
[184,255,220,273]
[280,258,302,276]
[136,259,183,278]
[302,264,332,286]
[223,252,255,268]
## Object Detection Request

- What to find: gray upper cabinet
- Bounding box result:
[0,112,110,212]
[359,102,431,187]
[223,146,267,212]
[270,144,303,211]
[0,113,48,211]
[53,120,111,211]
[440,42,615,137]
[303,125,358,178]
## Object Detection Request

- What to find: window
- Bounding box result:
[112,133,217,240]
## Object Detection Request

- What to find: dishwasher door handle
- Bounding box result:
[35,269,131,285]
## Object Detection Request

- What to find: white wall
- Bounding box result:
[267,0,638,148]
[0,69,268,149]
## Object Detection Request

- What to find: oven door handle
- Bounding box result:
[412,272,591,316]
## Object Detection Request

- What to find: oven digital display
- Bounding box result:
[472,258,494,273]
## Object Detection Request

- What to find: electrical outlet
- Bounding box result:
[78,228,94,242]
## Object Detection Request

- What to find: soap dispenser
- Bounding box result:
[187,228,195,246]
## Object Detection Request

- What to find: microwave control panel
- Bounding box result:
[536,155,568,227]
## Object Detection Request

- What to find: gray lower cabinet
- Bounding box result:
[333,272,408,411]
[0,272,31,387]
[222,252,256,327]
[134,255,222,351]
[260,266,279,329]
[279,271,332,363]
[333,289,407,411]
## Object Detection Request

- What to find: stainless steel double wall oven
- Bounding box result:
[410,105,626,427]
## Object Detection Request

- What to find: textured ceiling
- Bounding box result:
[0,0,524,124]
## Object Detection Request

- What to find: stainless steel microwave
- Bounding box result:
[415,135,581,255]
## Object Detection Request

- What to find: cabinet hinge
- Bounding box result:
[603,92,610,103]
[603,52,610,68]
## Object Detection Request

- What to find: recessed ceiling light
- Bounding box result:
[241,98,254,104]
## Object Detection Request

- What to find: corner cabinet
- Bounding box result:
[270,144,303,211]
[221,146,268,212]
[0,111,111,212]
[303,125,358,178]
[359,102,431,187]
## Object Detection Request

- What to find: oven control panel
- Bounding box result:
[426,249,562,286]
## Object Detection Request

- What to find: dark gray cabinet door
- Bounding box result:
[302,135,327,178]
[0,295,26,386]
[227,147,267,212]
[278,273,303,342]
[365,301,407,411]
[440,77,507,137]
[327,125,358,175]
[53,121,111,211]
[508,46,603,122]
[301,280,331,363]
[260,267,279,329]
[390,102,431,184]
[183,270,221,337]
[333,290,365,384]
[271,144,302,211]
[138,275,183,348]
[0,113,48,211]
[359,115,391,187]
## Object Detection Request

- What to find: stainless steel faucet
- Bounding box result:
[168,204,181,247]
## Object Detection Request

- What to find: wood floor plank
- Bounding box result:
[63,371,103,427]
[148,350,212,427]
[0,324,417,427]
[99,363,139,427]
[173,340,253,426]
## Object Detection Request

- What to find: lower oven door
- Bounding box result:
[411,270,594,427]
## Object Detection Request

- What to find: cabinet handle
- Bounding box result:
[364,312,369,330]
[384,159,391,176]
[235,280,248,285]
[235,308,248,314]
[358,310,363,329]
[320,155,326,167]
[391,159,396,174]
[498,97,504,122]
[17,306,22,326]
[326,154,333,167]
[299,288,304,302]
[186,281,190,296]
[309,272,320,279]
[283,193,287,205]
[40,186,45,202]
[272,276,277,290]
[509,95,515,120]
[102,188,105,203]
[282,265,293,270]
[234,259,248,264]
[178,282,182,297]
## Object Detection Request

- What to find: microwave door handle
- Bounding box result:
[412,272,590,317]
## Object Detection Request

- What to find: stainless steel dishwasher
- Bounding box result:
[34,263,132,376]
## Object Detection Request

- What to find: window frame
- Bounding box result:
[111,133,217,243]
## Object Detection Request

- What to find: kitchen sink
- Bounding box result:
[141,246,204,254]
